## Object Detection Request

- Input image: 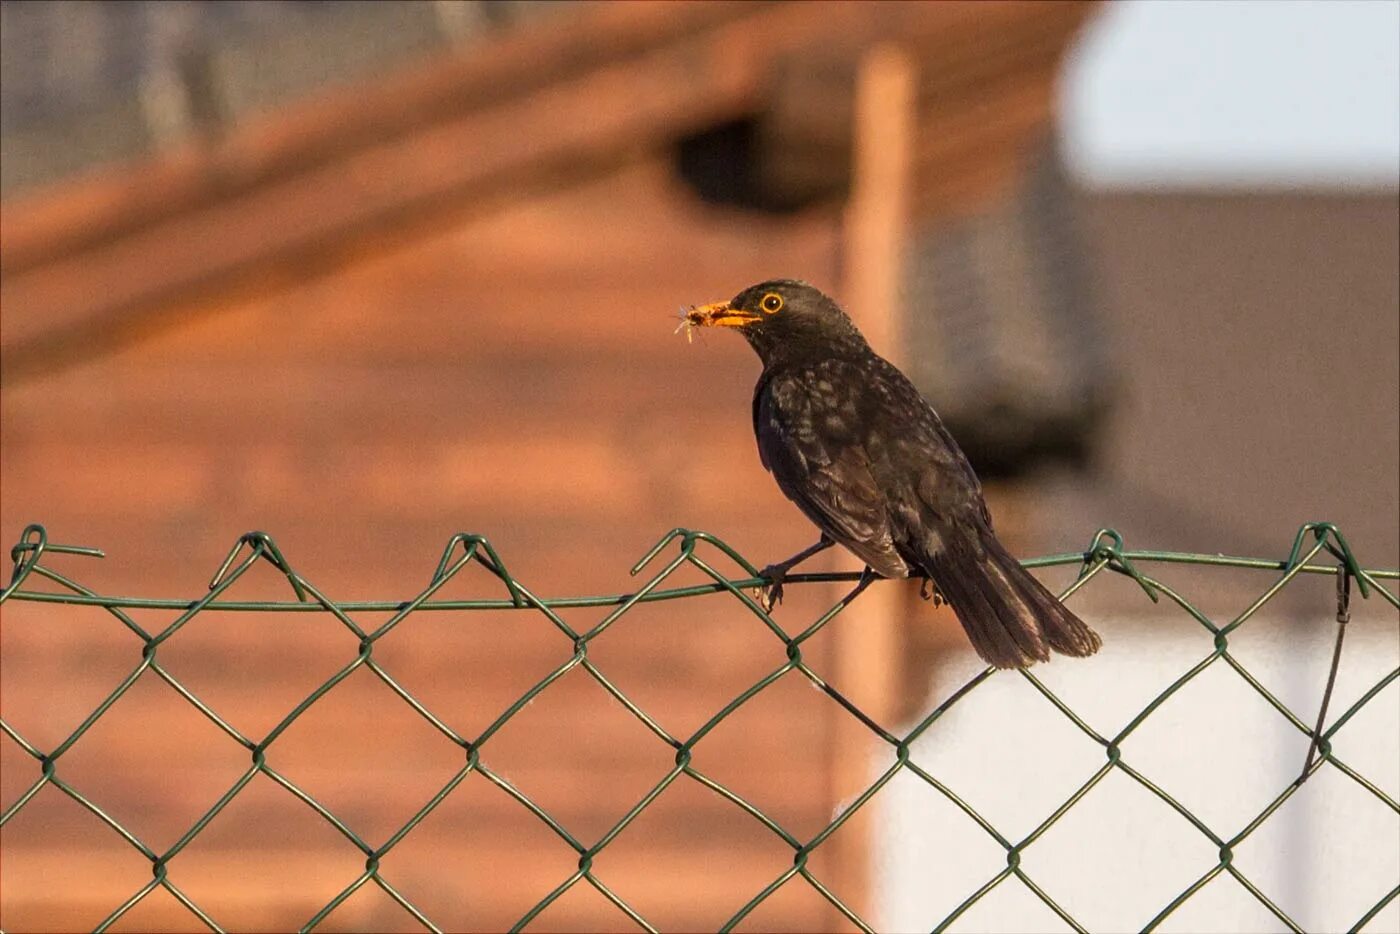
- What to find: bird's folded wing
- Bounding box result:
[755,386,907,577]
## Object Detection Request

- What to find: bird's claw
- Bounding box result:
[754,565,787,613]
[920,577,944,606]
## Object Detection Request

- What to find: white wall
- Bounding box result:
[874,600,1399,933]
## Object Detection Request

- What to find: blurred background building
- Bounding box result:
[2,2,1396,932]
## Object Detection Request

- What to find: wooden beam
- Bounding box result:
[752,1,1094,205]
[0,1,757,274]
[0,2,922,382]
[0,1,1098,385]
[828,44,917,929]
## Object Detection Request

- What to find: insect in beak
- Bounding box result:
[674,306,695,343]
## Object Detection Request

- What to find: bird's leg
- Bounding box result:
[919,575,944,607]
[755,535,833,612]
[848,566,879,600]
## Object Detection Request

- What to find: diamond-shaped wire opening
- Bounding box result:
[1219,574,1347,700]
[163,771,368,932]
[1225,597,1400,760]
[45,669,251,852]
[1150,560,1288,637]
[581,590,795,742]
[297,874,436,934]
[1232,762,1400,933]
[933,869,1081,934]
[368,603,579,744]
[1124,658,1314,832]
[798,756,1000,934]
[1024,613,1218,742]
[579,772,803,932]
[711,546,869,644]
[724,870,868,934]
[907,670,1107,842]
[470,663,678,845]
[155,605,360,742]
[1147,868,1303,934]
[1323,673,1400,801]
[100,884,215,933]
[368,768,582,933]
[507,870,653,934]
[868,766,1013,933]
[0,598,147,752]
[1017,766,1221,933]
[685,668,851,842]
[262,664,471,846]
[1,725,43,817]
[786,612,929,730]
[0,782,156,932]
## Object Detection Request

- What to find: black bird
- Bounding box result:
[685,279,1101,669]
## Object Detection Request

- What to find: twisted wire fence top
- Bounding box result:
[1,521,1397,934]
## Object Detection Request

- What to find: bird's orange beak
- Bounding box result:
[686,301,760,329]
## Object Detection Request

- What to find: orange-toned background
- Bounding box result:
[2,3,1397,932]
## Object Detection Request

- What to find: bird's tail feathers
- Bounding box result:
[927,531,1102,669]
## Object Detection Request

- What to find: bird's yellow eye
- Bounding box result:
[760,293,784,314]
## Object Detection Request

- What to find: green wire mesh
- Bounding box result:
[1,521,1396,934]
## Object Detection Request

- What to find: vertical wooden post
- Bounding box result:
[827,43,916,927]
[844,47,915,363]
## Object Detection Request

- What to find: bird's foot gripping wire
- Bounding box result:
[919,576,944,606]
[754,565,788,614]
[751,537,833,614]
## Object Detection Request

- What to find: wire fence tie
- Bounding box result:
[1080,527,1158,602]
[630,527,697,576]
[1301,563,1353,782]
[207,531,308,601]
[431,532,524,606]
[1287,522,1370,598]
[3,522,105,601]
[681,530,763,578]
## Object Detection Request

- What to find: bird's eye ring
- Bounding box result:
[760,293,784,314]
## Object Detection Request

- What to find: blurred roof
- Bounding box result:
[0,0,571,196]
[2,1,1113,481]
[0,1,1097,378]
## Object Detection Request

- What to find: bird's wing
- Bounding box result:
[754,370,909,577]
[856,357,992,528]
[818,354,995,576]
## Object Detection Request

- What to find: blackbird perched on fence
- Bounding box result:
[684,279,1101,668]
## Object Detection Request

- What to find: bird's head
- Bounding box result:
[685,279,867,363]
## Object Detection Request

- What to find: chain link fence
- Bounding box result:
[1,521,1396,933]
